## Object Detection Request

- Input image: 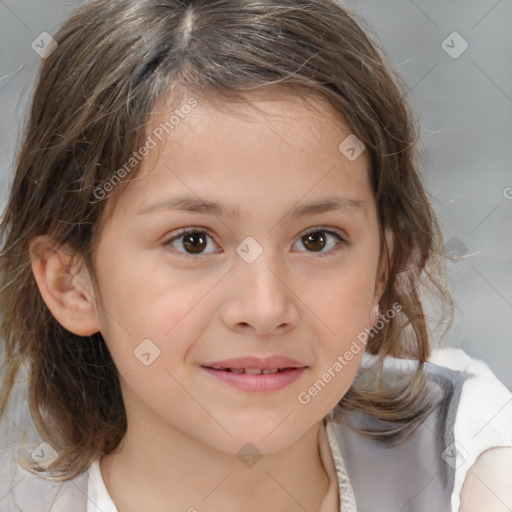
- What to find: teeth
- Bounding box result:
[244,368,263,374]
[209,366,288,374]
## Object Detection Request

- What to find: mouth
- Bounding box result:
[200,356,308,393]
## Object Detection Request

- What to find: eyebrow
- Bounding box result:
[137,195,366,219]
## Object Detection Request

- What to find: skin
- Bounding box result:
[29,87,511,510]
[459,446,512,512]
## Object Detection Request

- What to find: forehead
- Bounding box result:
[110,86,374,222]
[149,86,358,154]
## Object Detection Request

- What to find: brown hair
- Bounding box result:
[0,0,452,479]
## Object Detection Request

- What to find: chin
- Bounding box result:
[198,417,314,457]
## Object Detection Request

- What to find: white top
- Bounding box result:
[87,460,117,512]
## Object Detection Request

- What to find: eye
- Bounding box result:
[164,228,220,258]
[292,227,347,256]
[164,226,347,259]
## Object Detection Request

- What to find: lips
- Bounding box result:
[201,356,308,393]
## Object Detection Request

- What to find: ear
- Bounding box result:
[371,227,393,321]
[29,236,100,336]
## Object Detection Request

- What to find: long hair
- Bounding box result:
[0,0,452,479]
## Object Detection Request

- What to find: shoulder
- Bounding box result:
[459,446,512,512]
[429,347,512,512]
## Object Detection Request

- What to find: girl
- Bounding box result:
[0,1,510,511]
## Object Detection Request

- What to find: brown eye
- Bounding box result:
[182,232,208,254]
[292,228,346,256]
[166,229,218,257]
[302,232,327,252]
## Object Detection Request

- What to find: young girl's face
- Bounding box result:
[89,87,386,455]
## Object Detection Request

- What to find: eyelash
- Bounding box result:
[164,226,348,260]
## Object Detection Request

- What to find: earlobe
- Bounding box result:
[29,236,100,336]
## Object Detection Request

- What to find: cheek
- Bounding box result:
[296,292,368,419]
[310,267,376,335]
[304,269,374,390]
[92,257,218,377]
[94,245,216,329]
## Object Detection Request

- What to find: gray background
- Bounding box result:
[1,0,511,389]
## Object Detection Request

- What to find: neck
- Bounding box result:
[101,414,330,512]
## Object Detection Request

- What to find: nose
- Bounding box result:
[220,256,300,336]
